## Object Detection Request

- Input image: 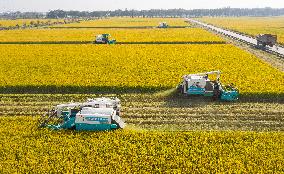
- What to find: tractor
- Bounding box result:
[177,71,239,101]
[158,22,169,28]
[94,34,116,44]
[39,97,125,131]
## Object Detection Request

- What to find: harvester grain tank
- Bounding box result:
[177,71,239,101]
[256,34,277,47]
[39,97,125,131]
[94,34,116,44]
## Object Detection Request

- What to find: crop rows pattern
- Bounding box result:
[1,94,283,131]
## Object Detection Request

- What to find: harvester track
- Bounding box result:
[1,94,283,131]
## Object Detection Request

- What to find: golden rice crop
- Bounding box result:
[199,16,284,44]
[60,17,189,27]
[0,28,223,42]
[0,44,283,95]
[0,116,283,173]
[0,19,64,27]
[1,17,283,174]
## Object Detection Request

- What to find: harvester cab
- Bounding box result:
[94,34,116,44]
[39,97,125,131]
[158,22,169,28]
[177,71,239,101]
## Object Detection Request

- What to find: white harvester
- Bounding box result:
[177,71,239,101]
[39,97,125,131]
[94,34,116,44]
[158,22,169,28]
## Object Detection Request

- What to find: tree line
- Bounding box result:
[1,7,284,19]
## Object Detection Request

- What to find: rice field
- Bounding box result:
[0,17,283,173]
[0,19,64,27]
[57,17,189,27]
[0,44,283,96]
[1,116,283,173]
[0,28,223,43]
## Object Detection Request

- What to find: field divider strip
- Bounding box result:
[48,26,190,29]
[0,41,227,45]
[0,41,92,44]
[117,41,227,44]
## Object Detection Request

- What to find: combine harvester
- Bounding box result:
[177,71,239,101]
[39,97,125,131]
[94,34,116,44]
[158,22,169,28]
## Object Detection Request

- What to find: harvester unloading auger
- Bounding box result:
[177,70,239,101]
[39,97,125,131]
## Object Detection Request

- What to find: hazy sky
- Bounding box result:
[0,0,283,12]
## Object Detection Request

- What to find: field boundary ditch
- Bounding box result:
[49,26,189,29]
[0,41,227,45]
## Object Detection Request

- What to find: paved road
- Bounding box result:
[187,18,284,57]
